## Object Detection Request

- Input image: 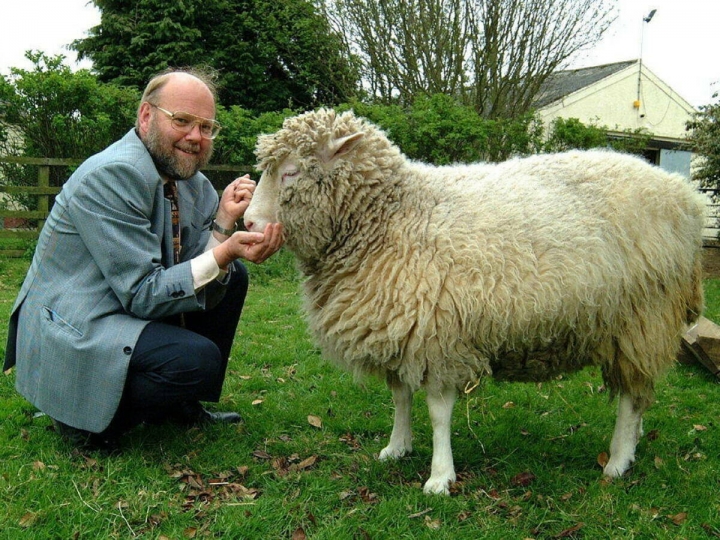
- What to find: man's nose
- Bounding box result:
[185,122,204,141]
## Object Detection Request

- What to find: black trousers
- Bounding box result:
[108,262,249,433]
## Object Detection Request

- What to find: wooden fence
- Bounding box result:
[0,156,250,258]
[3,156,720,258]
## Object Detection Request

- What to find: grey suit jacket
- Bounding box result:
[4,129,226,432]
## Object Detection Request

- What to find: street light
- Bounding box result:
[635,9,657,110]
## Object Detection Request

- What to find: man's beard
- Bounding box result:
[143,121,213,180]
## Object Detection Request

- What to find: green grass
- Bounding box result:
[1,255,719,539]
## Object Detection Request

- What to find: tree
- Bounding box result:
[71,0,361,113]
[338,94,545,164]
[0,52,138,160]
[0,52,138,182]
[687,95,720,190]
[0,52,138,218]
[325,0,616,118]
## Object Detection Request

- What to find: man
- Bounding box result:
[3,68,284,451]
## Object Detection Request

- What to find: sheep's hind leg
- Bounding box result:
[603,392,646,478]
[379,379,414,460]
[423,386,458,495]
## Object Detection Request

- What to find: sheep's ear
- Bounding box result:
[320,132,363,163]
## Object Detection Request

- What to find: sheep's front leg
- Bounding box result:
[604,393,645,478]
[423,386,457,495]
[379,380,414,460]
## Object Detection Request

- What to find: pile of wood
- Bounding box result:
[679,316,720,379]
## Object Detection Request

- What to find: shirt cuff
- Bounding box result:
[190,235,228,290]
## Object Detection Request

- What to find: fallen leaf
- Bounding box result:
[340,432,361,449]
[597,452,609,468]
[424,515,442,529]
[292,455,318,471]
[358,486,378,503]
[646,429,660,441]
[669,512,688,526]
[308,415,323,428]
[654,456,664,469]
[184,527,197,538]
[32,461,46,471]
[291,527,307,540]
[511,471,536,487]
[502,401,515,409]
[457,510,472,522]
[693,424,708,431]
[19,512,37,528]
[554,522,584,538]
[251,399,264,406]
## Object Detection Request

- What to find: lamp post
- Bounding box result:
[636,9,657,110]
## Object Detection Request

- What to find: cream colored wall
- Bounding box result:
[538,64,695,140]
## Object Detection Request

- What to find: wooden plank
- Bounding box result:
[0,229,38,239]
[0,186,61,195]
[681,317,720,379]
[0,211,47,219]
[0,250,26,258]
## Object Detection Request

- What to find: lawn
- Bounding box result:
[1,252,719,539]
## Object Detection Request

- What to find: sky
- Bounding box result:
[0,0,718,108]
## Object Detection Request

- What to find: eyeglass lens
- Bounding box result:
[171,112,220,139]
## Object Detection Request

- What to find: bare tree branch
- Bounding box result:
[324,0,616,118]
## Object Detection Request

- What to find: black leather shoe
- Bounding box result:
[52,419,120,453]
[174,402,242,425]
[201,410,243,424]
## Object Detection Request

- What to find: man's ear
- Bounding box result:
[137,102,153,136]
[319,132,364,163]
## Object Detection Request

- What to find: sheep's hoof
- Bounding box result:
[423,475,455,495]
[602,458,633,478]
[378,444,411,461]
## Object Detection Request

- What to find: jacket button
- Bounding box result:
[123,346,133,355]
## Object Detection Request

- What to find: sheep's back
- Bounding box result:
[302,150,705,389]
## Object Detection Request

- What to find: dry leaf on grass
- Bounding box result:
[18,512,37,528]
[554,522,584,538]
[669,512,688,526]
[510,471,536,487]
[308,415,323,428]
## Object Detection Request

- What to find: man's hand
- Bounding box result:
[215,175,256,231]
[212,222,285,268]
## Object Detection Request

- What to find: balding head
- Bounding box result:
[135,67,219,129]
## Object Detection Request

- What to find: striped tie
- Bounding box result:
[164,180,181,264]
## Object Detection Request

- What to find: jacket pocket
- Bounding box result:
[42,306,83,338]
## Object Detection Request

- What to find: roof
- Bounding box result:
[534,60,637,108]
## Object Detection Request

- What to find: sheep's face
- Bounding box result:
[244,157,300,233]
[245,108,404,268]
[246,146,357,264]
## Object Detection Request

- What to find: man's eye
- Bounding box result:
[200,123,213,134]
[173,116,191,126]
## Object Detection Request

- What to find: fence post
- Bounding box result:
[37,165,50,232]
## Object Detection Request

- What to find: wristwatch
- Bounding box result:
[212,220,237,236]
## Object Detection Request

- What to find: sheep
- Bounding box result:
[244,108,706,495]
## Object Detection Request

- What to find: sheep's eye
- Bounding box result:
[281,170,299,182]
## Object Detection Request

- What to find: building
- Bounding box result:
[535,59,696,178]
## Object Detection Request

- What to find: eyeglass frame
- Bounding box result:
[146,102,222,140]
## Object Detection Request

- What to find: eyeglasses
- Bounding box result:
[147,102,222,140]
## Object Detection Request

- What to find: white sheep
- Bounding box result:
[244,108,706,495]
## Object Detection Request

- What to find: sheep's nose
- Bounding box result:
[243,219,255,232]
